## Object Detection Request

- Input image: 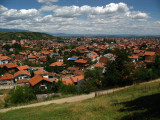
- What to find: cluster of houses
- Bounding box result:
[0,36,160,89]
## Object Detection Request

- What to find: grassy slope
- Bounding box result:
[0,32,56,40]
[0,81,160,120]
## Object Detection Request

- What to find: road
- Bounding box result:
[0,79,160,113]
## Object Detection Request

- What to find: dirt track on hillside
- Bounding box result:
[0,79,160,113]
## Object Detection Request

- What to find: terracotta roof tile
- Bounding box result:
[14,70,31,78]
[99,57,109,64]
[50,62,65,67]
[5,64,18,69]
[75,59,88,64]
[0,73,13,80]
[144,51,155,56]
[0,56,11,60]
[34,69,49,75]
[29,75,52,86]
[17,65,30,70]
[94,63,104,68]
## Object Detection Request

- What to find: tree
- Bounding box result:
[81,68,103,93]
[103,48,134,87]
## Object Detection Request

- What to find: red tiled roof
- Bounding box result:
[94,63,104,68]
[17,65,30,71]
[62,78,73,85]
[0,56,11,60]
[48,72,56,77]
[99,57,109,64]
[75,59,88,64]
[50,62,65,67]
[34,69,49,75]
[128,55,138,59]
[144,51,155,56]
[73,70,84,76]
[14,70,31,78]
[29,75,52,86]
[5,64,18,69]
[0,73,13,80]
[67,67,79,71]
[71,76,84,82]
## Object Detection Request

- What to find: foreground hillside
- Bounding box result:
[0,32,56,40]
[0,80,160,120]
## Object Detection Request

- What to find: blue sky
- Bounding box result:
[0,0,160,35]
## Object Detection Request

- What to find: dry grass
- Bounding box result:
[0,80,160,120]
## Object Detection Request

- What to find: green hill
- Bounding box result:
[0,80,160,120]
[0,32,56,40]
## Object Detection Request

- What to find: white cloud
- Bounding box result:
[0,5,39,21]
[37,0,58,4]
[1,2,159,35]
[0,5,8,14]
[39,5,58,12]
[127,11,149,21]
[54,3,129,17]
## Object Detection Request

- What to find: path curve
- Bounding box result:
[0,79,160,113]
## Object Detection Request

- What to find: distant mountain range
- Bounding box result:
[0,32,56,40]
[0,28,30,32]
[0,28,160,38]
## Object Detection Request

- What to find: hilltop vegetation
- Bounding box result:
[0,32,56,40]
[0,80,160,120]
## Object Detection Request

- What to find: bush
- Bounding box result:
[9,86,36,104]
[59,84,79,94]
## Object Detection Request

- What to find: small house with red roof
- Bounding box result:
[34,69,49,78]
[17,65,30,71]
[74,59,88,69]
[4,64,18,72]
[0,56,11,65]
[29,75,52,89]
[14,70,31,82]
[16,79,30,86]
[0,73,14,85]
[99,57,109,64]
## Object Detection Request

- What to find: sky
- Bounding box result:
[0,0,160,35]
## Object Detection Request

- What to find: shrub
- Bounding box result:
[9,86,36,104]
[59,84,79,94]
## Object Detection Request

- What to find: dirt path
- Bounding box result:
[0,79,160,113]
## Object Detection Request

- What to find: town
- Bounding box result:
[0,36,160,91]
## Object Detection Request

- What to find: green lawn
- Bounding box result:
[0,81,160,120]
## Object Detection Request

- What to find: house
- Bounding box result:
[94,63,104,68]
[34,69,49,78]
[55,56,63,62]
[29,75,52,89]
[67,67,79,74]
[73,70,84,76]
[128,55,139,63]
[0,73,14,85]
[74,59,88,69]
[16,79,30,86]
[48,72,58,82]
[87,52,98,62]
[99,57,109,64]
[4,64,18,72]
[0,56,11,65]
[17,65,30,71]
[62,75,84,87]
[144,51,156,63]
[14,70,31,82]
[28,54,36,62]
[50,62,65,67]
